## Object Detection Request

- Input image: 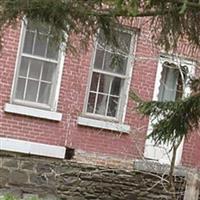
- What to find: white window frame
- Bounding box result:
[144,54,196,165]
[10,19,65,112]
[83,28,137,123]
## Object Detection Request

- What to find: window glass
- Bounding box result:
[94,49,104,70]
[96,94,108,115]
[28,59,42,79]
[25,80,39,102]
[99,74,112,94]
[111,78,123,96]
[34,34,48,57]
[19,57,29,77]
[158,62,187,102]
[23,30,34,54]
[15,78,26,99]
[38,82,51,104]
[103,52,127,74]
[90,73,99,91]
[47,37,59,60]
[107,97,119,117]
[87,93,96,113]
[42,63,55,82]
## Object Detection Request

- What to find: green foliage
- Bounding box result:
[0,194,17,200]
[0,0,118,51]
[130,84,200,145]
[1,0,200,50]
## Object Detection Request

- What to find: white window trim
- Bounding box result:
[4,103,62,121]
[0,137,65,158]
[144,54,196,165]
[77,116,130,133]
[82,29,137,124]
[9,19,65,113]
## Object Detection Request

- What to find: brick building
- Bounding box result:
[0,18,199,169]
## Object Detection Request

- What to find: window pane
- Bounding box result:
[34,33,48,57]
[38,82,51,104]
[107,97,119,117]
[99,74,112,94]
[19,57,29,77]
[103,52,112,71]
[104,52,127,74]
[87,93,96,113]
[158,64,179,102]
[97,31,107,49]
[29,59,42,79]
[42,62,55,82]
[15,78,26,100]
[25,80,39,102]
[23,30,34,54]
[90,73,99,91]
[95,94,108,115]
[37,23,49,34]
[118,31,132,54]
[27,21,48,33]
[46,37,59,60]
[98,30,132,54]
[111,77,123,96]
[118,57,128,74]
[94,49,104,69]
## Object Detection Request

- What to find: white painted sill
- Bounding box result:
[4,103,62,121]
[0,137,65,158]
[77,116,130,133]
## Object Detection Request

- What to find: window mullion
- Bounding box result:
[22,59,31,100]
[31,30,37,55]
[93,69,126,79]
[105,78,112,116]
[36,63,44,103]
[93,73,101,114]
[22,53,58,64]
[44,35,50,58]
[101,46,106,70]
[18,76,51,84]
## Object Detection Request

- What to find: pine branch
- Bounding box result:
[130,90,200,145]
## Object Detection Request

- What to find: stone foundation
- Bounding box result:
[74,150,134,170]
[0,151,185,200]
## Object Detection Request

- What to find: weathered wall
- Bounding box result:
[0,152,185,200]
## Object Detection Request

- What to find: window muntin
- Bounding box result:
[13,21,61,110]
[86,30,133,120]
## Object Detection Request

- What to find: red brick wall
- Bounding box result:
[0,19,200,168]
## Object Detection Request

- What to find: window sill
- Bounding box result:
[77,116,130,133]
[0,137,65,158]
[4,103,62,121]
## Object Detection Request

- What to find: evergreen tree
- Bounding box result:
[1,0,200,49]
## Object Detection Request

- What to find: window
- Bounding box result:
[85,29,135,121]
[11,20,63,111]
[158,61,188,101]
